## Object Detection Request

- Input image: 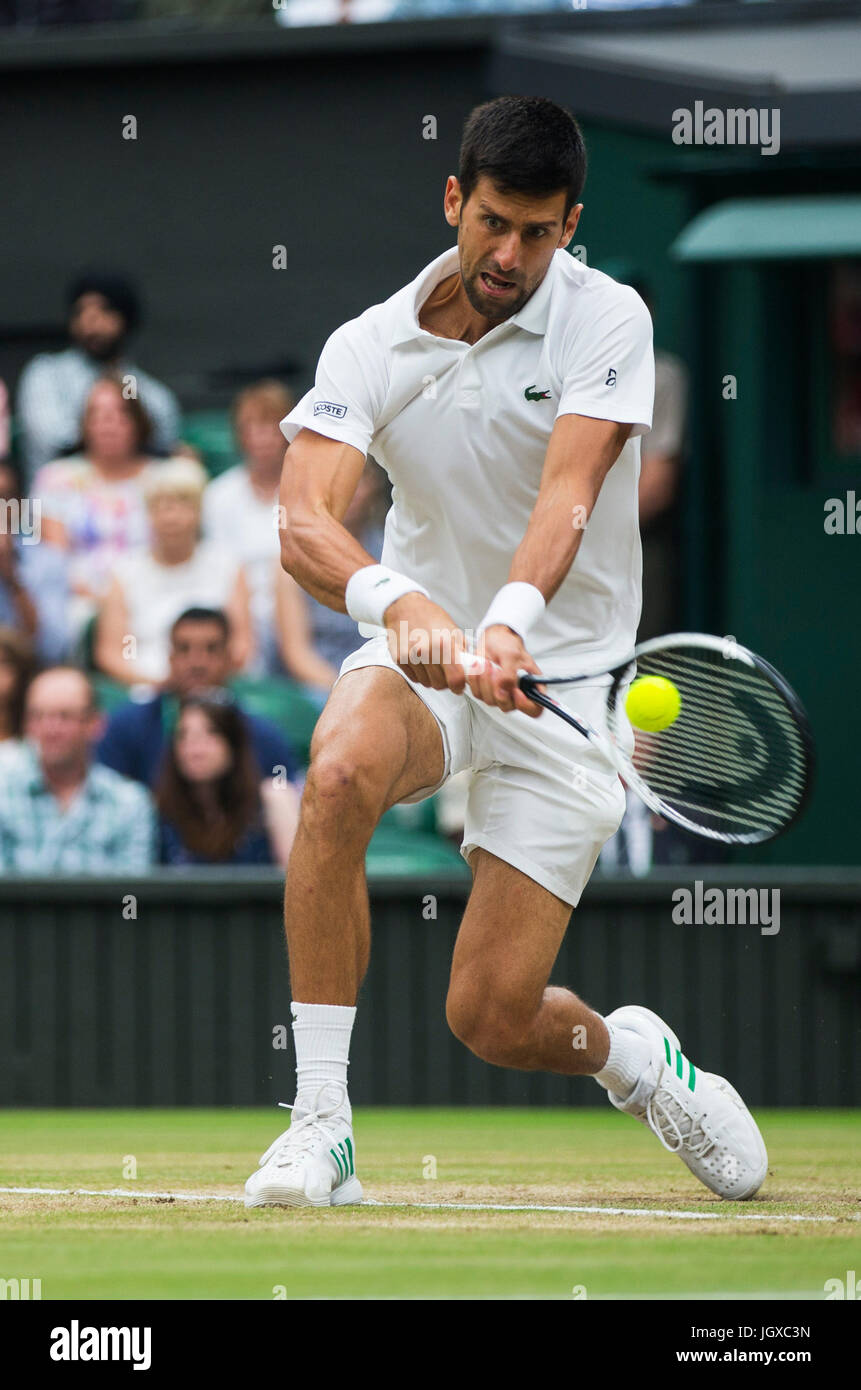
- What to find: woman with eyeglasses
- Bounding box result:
[155,693,298,867]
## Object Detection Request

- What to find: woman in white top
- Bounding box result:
[95,456,254,686]
[201,380,293,674]
[35,377,158,642]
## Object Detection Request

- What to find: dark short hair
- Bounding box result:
[67,271,141,335]
[458,96,587,220]
[231,380,294,440]
[170,608,231,642]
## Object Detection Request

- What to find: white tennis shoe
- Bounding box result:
[244,1081,363,1208]
[603,1004,768,1200]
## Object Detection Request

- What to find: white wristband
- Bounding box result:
[477,582,546,641]
[345,564,429,628]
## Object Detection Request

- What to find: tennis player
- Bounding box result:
[245,96,767,1207]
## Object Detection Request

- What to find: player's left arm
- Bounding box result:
[512,413,633,599]
[469,282,654,713]
[468,413,633,712]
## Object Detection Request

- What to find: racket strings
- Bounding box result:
[607,646,810,841]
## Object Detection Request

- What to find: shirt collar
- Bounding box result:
[68,344,133,373]
[22,740,102,801]
[390,245,558,347]
[390,248,459,347]
[507,250,558,336]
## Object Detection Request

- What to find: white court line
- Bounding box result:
[1,1186,240,1204]
[364,1201,854,1224]
[0,1185,854,1224]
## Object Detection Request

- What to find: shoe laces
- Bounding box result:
[258,1081,349,1168]
[645,1081,714,1160]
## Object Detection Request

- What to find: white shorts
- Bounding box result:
[337,635,627,908]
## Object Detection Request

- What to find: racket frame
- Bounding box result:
[466,633,814,845]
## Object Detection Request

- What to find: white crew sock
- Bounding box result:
[291,1001,356,1120]
[592,1019,652,1100]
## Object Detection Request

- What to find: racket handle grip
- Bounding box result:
[458,651,534,690]
[457,651,486,674]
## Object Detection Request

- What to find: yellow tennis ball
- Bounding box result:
[625,675,681,732]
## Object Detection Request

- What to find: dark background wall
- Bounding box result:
[1,45,494,403]
[0,30,694,404]
[1,871,858,1109]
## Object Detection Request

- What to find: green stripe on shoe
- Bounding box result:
[344,1136,354,1176]
[664,1035,696,1091]
[330,1147,345,1181]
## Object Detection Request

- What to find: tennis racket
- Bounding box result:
[460,633,813,845]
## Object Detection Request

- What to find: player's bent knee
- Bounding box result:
[302,745,390,830]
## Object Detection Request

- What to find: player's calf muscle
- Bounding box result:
[447,984,606,1073]
[282,671,443,1004]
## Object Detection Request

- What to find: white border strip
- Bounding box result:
[0,1185,240,1204]
[0,1185,853,1223]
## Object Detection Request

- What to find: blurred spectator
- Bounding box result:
[275,0,395,23]
[630,276,688,642]
[16,271,179,478]
[595,261,688,639]
[433,768,472,844]
[591,265,692,870]
[276,457,386,703]
[96,606,299,788]
[0,626,36,751]
[202,380,293,674]
[0,378,9,461]
[95,457,254,685]
[598,786,653,876]
[598,764,727,876]
[172,441,206,465]
[598,789,729,873]
[33,377,159,647]
[0,461,70,663]
[831,261,861,455]
[156,693,298,868]
[0,667,154,873]
[389,0,693,12]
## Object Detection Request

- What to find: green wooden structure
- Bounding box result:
[670,199,861,866]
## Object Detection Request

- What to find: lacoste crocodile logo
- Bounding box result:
[524,385,551,401]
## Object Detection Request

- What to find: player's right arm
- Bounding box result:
[278,428,372,612]
[280,320,470,690]
[278,428,468,694]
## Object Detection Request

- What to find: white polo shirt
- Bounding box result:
[281,246,654,674]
